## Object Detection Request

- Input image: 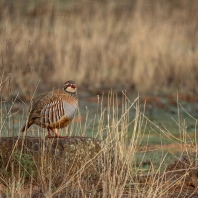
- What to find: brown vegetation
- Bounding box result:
[0,0,198,99]
[1,1,198,197]
[0,83,198,197]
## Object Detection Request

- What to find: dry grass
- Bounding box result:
[0,1,198,197]
[0,80,198,197]
[0,0,198,99]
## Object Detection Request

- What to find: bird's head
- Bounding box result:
[63,80,77,94]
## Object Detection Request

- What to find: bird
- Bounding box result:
[21,80,78,138]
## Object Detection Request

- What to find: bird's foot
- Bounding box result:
[46,128,68,138]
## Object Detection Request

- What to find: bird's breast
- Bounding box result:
[62,100,78,119]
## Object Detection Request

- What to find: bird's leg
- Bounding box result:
[46,129,53,138]
[46,128,68,138]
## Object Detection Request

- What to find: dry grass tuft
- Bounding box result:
[1,83,198,197]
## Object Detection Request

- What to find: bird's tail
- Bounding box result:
[21,120,34,132]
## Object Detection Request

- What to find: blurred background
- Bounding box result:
[1,0,198,140]
[1,0,198,98]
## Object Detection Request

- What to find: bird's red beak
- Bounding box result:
[71,84,76,89]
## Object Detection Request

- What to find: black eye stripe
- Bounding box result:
[67,84,76,87]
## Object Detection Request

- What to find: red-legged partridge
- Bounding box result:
[21,80,78,138]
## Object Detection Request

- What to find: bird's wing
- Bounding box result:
[28,90,78,126]
[28,91,65,123]
[39,97,65,125]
